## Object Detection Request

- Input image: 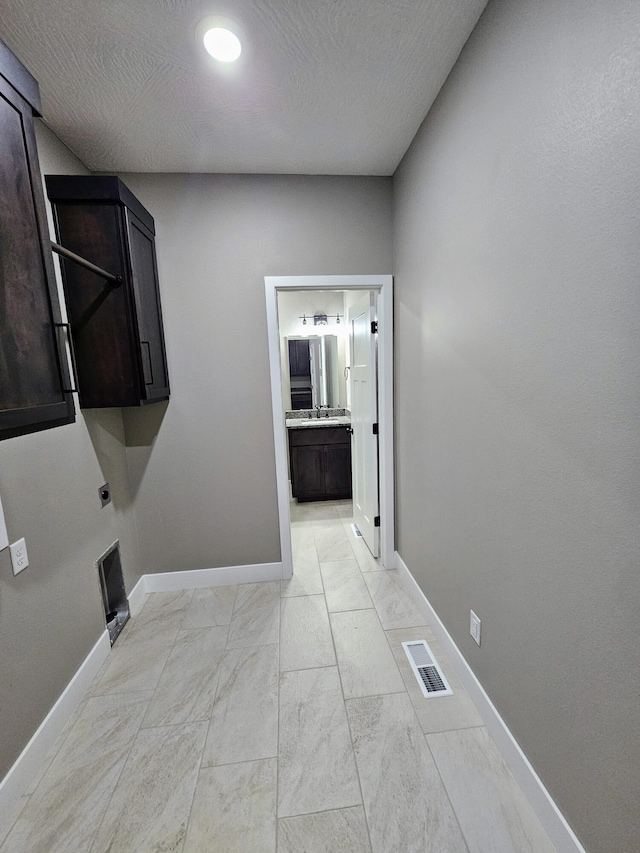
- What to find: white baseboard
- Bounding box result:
[0,629,111,832]
[127,574,148,616]
[143,562,283,593]
[395,552,585,853]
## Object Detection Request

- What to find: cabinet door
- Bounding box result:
[291,445,325,500]
[53,202,139,408]
[0,70,74,440]
[324,444,352,497]
[125,210,170,401]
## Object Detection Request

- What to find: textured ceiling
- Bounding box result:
[0,0,488,174]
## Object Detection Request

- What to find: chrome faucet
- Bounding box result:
[314,405,321,419]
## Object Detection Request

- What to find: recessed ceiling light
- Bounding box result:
[203,27,241,62]
[196,16,243,65]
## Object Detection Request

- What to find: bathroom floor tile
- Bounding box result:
[89,610,185,696]
[427,726,556,853]
[139,589,194,616]
[313,521,356,562]
[278,667,361,817]
[363,570,427,629]
[329,609,405,699]
[278,807,371,853]
[2,692,152,853]
[184,759,277,853]
[320,558,373,612]
[181,585,237,628]
[202,644,279,766]
[282,546,324,597]
[90,722,207,852]
[0,797,28,850]
[226,581,280,648]
[347,692,468,853]
[306,503,342,521]
[349,535,384,572]
[142,626,228,726]
[335,501,354,519]
[280,594,335,671]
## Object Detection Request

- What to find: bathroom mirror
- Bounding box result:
[287,335,340,409]
[277,289,348,411]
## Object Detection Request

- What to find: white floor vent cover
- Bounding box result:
[402,640,453,698]
[350,523,363,538]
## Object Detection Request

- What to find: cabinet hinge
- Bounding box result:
[374,516,381,527]
[372,422,379,435]
[371,320,378,334]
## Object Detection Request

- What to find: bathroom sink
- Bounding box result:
[295,417,348,425]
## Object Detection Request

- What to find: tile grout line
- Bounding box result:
[375,590,474,853]
[0,795,30,849]
[422,732,473,853]
[87,592,193,851]
[133,596,193,728]
[285,505,373,846]
[181,584,239,848]
[322,536,376,853]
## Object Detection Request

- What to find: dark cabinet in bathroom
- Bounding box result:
[45,175,170,408]
[289,426,352,502]
[288,339,311,377]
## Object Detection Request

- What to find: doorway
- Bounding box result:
[264,275,394,579]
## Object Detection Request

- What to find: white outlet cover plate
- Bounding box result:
[10,537,29,575]
[0,492,8,551]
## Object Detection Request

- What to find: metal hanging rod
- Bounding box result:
[51,241,123,286]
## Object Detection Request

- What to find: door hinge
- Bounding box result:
[372,422,379,435]
[374,516,381,527]
[371,320,378,334]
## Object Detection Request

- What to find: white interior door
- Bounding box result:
[349,293,379,557]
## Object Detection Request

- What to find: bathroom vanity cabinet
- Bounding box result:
[0,39,75,441]
[289,425,352,501]
[45,175,170,408]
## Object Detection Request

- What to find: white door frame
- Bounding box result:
[264,275,394,578]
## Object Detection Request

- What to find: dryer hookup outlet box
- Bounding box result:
[470,610,482,646]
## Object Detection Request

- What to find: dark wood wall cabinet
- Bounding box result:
[0,39,75,441]
[289,426,352,502]
[45,175,170,408]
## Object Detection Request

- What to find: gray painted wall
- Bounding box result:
[393,1,640,851]
[0,123,142,778]
[117,173,392,574]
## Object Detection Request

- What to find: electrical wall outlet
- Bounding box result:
[470,610,481,646]
[10,538,29,575]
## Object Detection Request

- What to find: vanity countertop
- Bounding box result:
[286,415,351,430]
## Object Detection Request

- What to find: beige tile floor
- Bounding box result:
[0,499,556,853]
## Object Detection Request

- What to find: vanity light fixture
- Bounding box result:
[298,312,342,326]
